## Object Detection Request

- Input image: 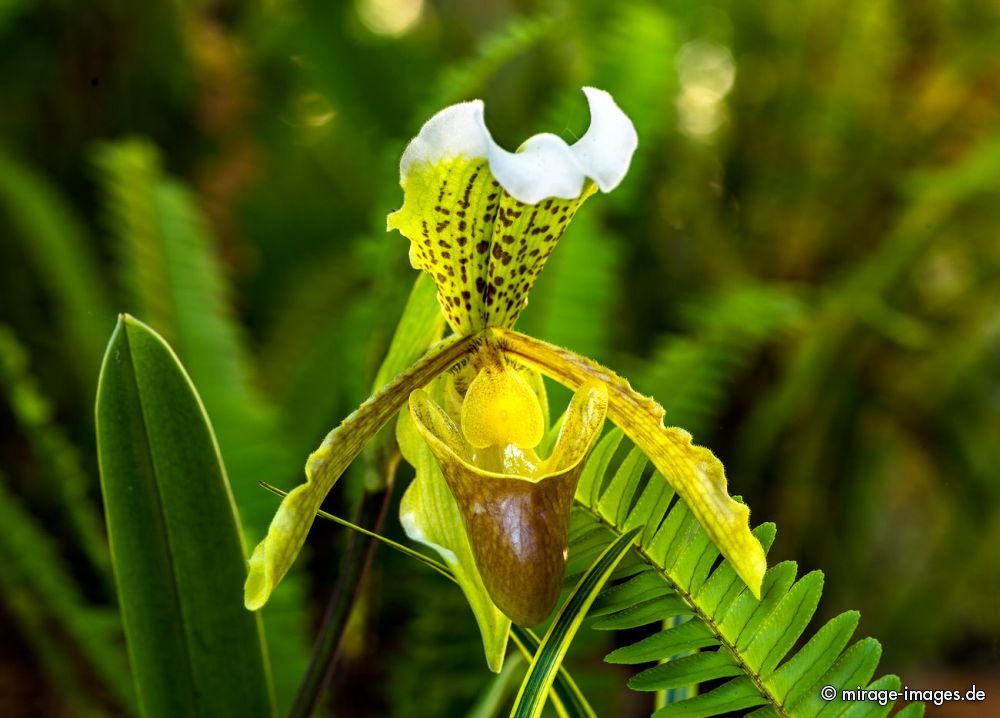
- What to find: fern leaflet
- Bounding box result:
[568,429,922,718]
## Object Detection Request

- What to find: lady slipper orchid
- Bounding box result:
[409,353,609,627]
[244,87,766,671]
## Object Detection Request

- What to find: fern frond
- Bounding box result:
[0,326,110,583]
[0,471,133,713]
[568,429,920,717]
[0,150,112,384]
[636,284,804,437]
[423,13,558,116]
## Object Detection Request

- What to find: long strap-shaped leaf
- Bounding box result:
[510,527,641,718]
[95,315,274,718]
[510,626,595,718]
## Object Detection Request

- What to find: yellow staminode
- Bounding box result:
[460,364,545,449]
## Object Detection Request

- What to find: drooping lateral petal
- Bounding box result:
[491,328,767,598]
[396,403,511,672]
[408,381,608,626]
[244,333,478,611]
[387,88,637,334]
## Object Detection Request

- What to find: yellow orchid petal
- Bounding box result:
[243,333,478,611]
[387,155,497,335]
[491,327,767,598]
[408,379,609,626]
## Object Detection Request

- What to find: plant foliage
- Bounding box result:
[566,430,922,717]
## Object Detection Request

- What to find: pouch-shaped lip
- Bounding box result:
[441,465,579,626]
[408,380,608,625]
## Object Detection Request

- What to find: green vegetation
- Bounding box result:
[1,0,997,716]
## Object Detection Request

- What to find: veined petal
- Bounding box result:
[491,328,768,598]
[243,333,478,611]
[387,88,637,334]
[442,466,578,627]
[408,380,608,626]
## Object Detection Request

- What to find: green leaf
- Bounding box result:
[744,570,824,675]
[769,611,860,706]
[597,445,648,528]
[576,427,624,507]
[591,595,691,630]
[565,431,916,717]
[605,619,719,665]
[719,561,798,648]
[509,527,640,718]
[510,626,596,718]
[654,678,766,717]
[628,651,740,692]
[93,139,312,705]
[95,315,275,718]
[591,570,671,617]
[789,638,881,716]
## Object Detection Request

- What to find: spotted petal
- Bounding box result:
[387,87,637,335]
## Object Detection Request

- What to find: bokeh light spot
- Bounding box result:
[357,0,424,38]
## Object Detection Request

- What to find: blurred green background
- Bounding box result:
[1,0,998,716]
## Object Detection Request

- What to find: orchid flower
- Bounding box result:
[244,87,766,672]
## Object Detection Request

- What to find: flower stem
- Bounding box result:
[287,482,392,718]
